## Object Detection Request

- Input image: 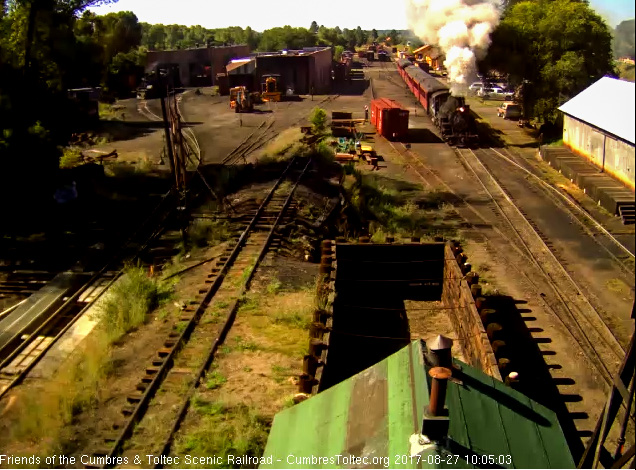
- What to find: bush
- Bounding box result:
[59,147,83,169]
[309,107,328,134]
[188,218,232,248]
[96,265,174,340]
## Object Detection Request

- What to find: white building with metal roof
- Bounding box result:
[559,76,635,190]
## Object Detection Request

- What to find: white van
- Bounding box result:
[497,102,522,120]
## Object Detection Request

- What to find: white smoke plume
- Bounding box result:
[406,0,501,95]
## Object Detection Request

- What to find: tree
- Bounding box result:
[370,28,378,42]
[387,29,400,46]
[354,26,366,47]
[309,20,318,34]
[614,19,635,59]
[334,45,344,61]
[484,0,615,123]
[310,107,327,134]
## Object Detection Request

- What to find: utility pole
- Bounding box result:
[159,74,176,185]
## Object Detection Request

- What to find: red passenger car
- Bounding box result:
[370,98,409,141]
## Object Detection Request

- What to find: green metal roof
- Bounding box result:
[261,341,574,469]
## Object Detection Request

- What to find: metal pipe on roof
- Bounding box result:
[428,366,452,417]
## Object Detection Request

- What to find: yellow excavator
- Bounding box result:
[261,74,282,102]
[229,86,253,112]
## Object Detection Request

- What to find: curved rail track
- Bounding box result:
[222,94,340,165]
[82,156,312,468]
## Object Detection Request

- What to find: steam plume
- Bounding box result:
[406,0,501,94]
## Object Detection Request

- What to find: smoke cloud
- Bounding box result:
[406,0,501,94]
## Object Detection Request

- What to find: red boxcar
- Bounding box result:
[370,98,409,141]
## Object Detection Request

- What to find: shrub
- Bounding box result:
[59,147,83,169]
[96,265,174,340]
[309,107,328,134]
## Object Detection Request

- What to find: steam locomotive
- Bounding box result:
[396,59,478,147]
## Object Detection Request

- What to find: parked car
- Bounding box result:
[497,102,522,120]
[469,82,484,94]
[478,86,513,100]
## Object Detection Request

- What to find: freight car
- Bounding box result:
[370,98,409,141]
[396,60,478,147]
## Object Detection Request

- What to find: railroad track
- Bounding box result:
[385,139,624,388]
[486,146,634,266]
[82,156,312,468]
[455,147,626,382]
[137,94,201,164]
[222,94,340,166]
[0,92,205,398]
[0,192,178,400]
[0,271,54,300]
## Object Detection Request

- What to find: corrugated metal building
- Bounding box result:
[261,340,574,469]
[226,47,333,95]
[145,44,249,87]
[559,77,635,190]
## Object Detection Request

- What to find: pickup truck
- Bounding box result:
[497,102,522,120]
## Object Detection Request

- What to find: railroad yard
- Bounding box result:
[0,50,634,469]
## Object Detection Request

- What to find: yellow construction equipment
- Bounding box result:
[229,86,253,112]
[261,74,282,102]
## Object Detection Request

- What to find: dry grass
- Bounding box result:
[259,127,305,163]
[170,277,315,461]
[3,330,111,456]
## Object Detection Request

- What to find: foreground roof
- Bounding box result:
[261,340,574,469]
[558,76,635,145]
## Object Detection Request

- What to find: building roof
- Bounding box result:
[261,340,574,469]
[226,58,254,73]
[558,76,635,145]
[413,45,432,54]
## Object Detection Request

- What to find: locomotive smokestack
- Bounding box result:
[405,0,501,95]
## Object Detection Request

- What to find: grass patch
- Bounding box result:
[96,265,175,341]
[7,330,111,453]
[206,371,228,390]
[172,403,269,469]
[241,287,314,357]
[187,218,232,248]
[606,278,631,296]
[259,127,306,163]
[266,278,282,295]
[271,365,292,384]
[233,335,261,352]
[343,169,459,239]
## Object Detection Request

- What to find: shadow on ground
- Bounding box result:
[482,294,586,462]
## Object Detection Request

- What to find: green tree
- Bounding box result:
[387,29,400,46]
[334,45,344,61]
[258,26,315,51]
[354,26,366,47]
[484,0,615,123]
[310,107,327,134]
[370,28,378,42]
[614,19,635,59]
[309,20,318,34]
